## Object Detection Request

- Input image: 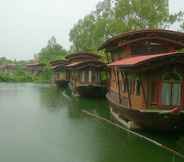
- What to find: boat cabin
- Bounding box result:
[99,29,184,130]
[66,52,107,97]
[0,64,17,73]
[50,60,70,85]
[26,63,45,75]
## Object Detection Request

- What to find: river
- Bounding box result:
[0,83,183,162]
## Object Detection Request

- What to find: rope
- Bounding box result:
[82,110,184,160]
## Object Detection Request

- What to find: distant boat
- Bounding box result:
[26,63,45,75]
[99,29,184,131]
[66,52,107,97]
[50,60,69,88]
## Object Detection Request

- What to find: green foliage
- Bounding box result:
[0,57,13,65]
[113,0,169,30]
[69,0,184,52]
[33,66,53,83]
[36,36,68,65]
[69,0,113,52]
[31,36,68,83]
[0,67,33,82]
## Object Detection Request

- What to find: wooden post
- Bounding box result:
[108,69,111,91]
[112,67,117,87]
[125,72,132,108]
[139,75,148,108]
[116,69,122,104]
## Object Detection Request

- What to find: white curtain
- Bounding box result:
[89,70,92,83]
[161,83,171,105]
[172,83,181,106]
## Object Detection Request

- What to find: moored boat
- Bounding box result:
[50,60,69,88]
[26,63,45,75]
[66,52,107,97]
[99,29,184,131]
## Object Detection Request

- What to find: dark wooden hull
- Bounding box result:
[55,80,69,88]
[76,85,107,98]
[107,93,184,131]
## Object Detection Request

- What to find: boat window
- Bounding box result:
[151,81,156,104]
[81,71,85,82]
[122,80,128,93]
[161,72,182,106]
[92,71,100,82]
[84,71,89,82]
[172,83,181,105]
[92,71,96,82]
[97,72,100,82]
[131,42,169,55]
[161,83,171,105]
[163,72,181,81]
[89,70,92,83]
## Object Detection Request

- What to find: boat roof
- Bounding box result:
[65,52,100,60]
[108,52,184,69]
[99,29,184,50]
[51,64,67,71]
[66,62,82,67]
[26,63,45,67]
[66,60,106,70]
[50,60,68,66]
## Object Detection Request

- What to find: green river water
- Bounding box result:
[0,83,183,162]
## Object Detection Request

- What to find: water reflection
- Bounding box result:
[39,85,68,112]
[0,83,182,162]
[39,86,109,119]
[39,85,184,161]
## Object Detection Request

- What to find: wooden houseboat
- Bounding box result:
[26,63,45,75]
[99,29,184,131]
[0,64,17,73]
[50,60,69,88]
[66,52,107,97]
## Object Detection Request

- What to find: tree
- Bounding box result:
[112,0,183,32]
[37,36,67,64]
[69,0,183,52]
[69,0,113,52]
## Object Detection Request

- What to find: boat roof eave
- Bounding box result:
[99,29,184,51]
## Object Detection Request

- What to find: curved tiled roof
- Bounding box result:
[99,29,184,50]
[108,52,184,68]
[65,52,100,60]
[66,60,106,69]
[50,60,68,66]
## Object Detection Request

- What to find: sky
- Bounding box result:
[0,0,183,60]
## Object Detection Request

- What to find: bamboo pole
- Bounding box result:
[82,110,184,160]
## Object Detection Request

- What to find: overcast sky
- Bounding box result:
[0,0,183,60]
